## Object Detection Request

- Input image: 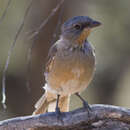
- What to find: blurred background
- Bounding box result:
[0,0,130,121]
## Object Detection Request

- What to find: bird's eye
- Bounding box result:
[86,22,90,26]
[74,24,81,30]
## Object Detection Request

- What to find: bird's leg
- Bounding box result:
[75,93,91,111]
[55,94,64,123]
[55,94,61,115]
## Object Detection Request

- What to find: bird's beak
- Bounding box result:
[90,20,101,28]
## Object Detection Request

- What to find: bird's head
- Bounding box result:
[61,16,101,45]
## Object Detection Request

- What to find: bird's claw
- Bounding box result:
[55,107,61,116]
[82,101,92,116]
[55,107,63,123]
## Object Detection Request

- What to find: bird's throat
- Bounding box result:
[77,28,91,45]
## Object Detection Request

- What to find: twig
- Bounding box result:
[26,39,35,92]
[50,2,65,45]
[0,0,12,24]
[0,104,130,130]
[28,0,65,39]
[1,0,34,108]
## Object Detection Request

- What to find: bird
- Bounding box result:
[32,16,101,116]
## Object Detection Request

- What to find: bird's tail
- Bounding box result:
[33,89,70,115]
[28,89,70,130]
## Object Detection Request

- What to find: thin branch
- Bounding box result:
[1,0,34,108]
[28,0,65,39]
[26,39,35,91]
[0,0,12,24]
[0,104,130,130]
[50,2,65,45]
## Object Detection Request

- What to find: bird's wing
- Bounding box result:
[45,43,58,73]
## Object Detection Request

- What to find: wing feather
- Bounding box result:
[45,43,58,73]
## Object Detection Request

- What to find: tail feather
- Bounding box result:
[58,95,70,112]
[33,93,47,114]
[33,91,56,114]
[33,90,70,114]
[29,90,70,130]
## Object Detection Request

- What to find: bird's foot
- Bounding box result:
[83,101,91,111]
[55,107,63,122]
[55,107,61,116]
[82,101,92,116]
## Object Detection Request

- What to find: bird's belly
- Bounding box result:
[45,53,95,96]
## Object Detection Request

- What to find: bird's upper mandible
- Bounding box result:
[61,16,101,45]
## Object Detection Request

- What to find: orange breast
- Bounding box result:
[46,51,95,95]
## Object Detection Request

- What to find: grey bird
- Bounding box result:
[32,16,101,115]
